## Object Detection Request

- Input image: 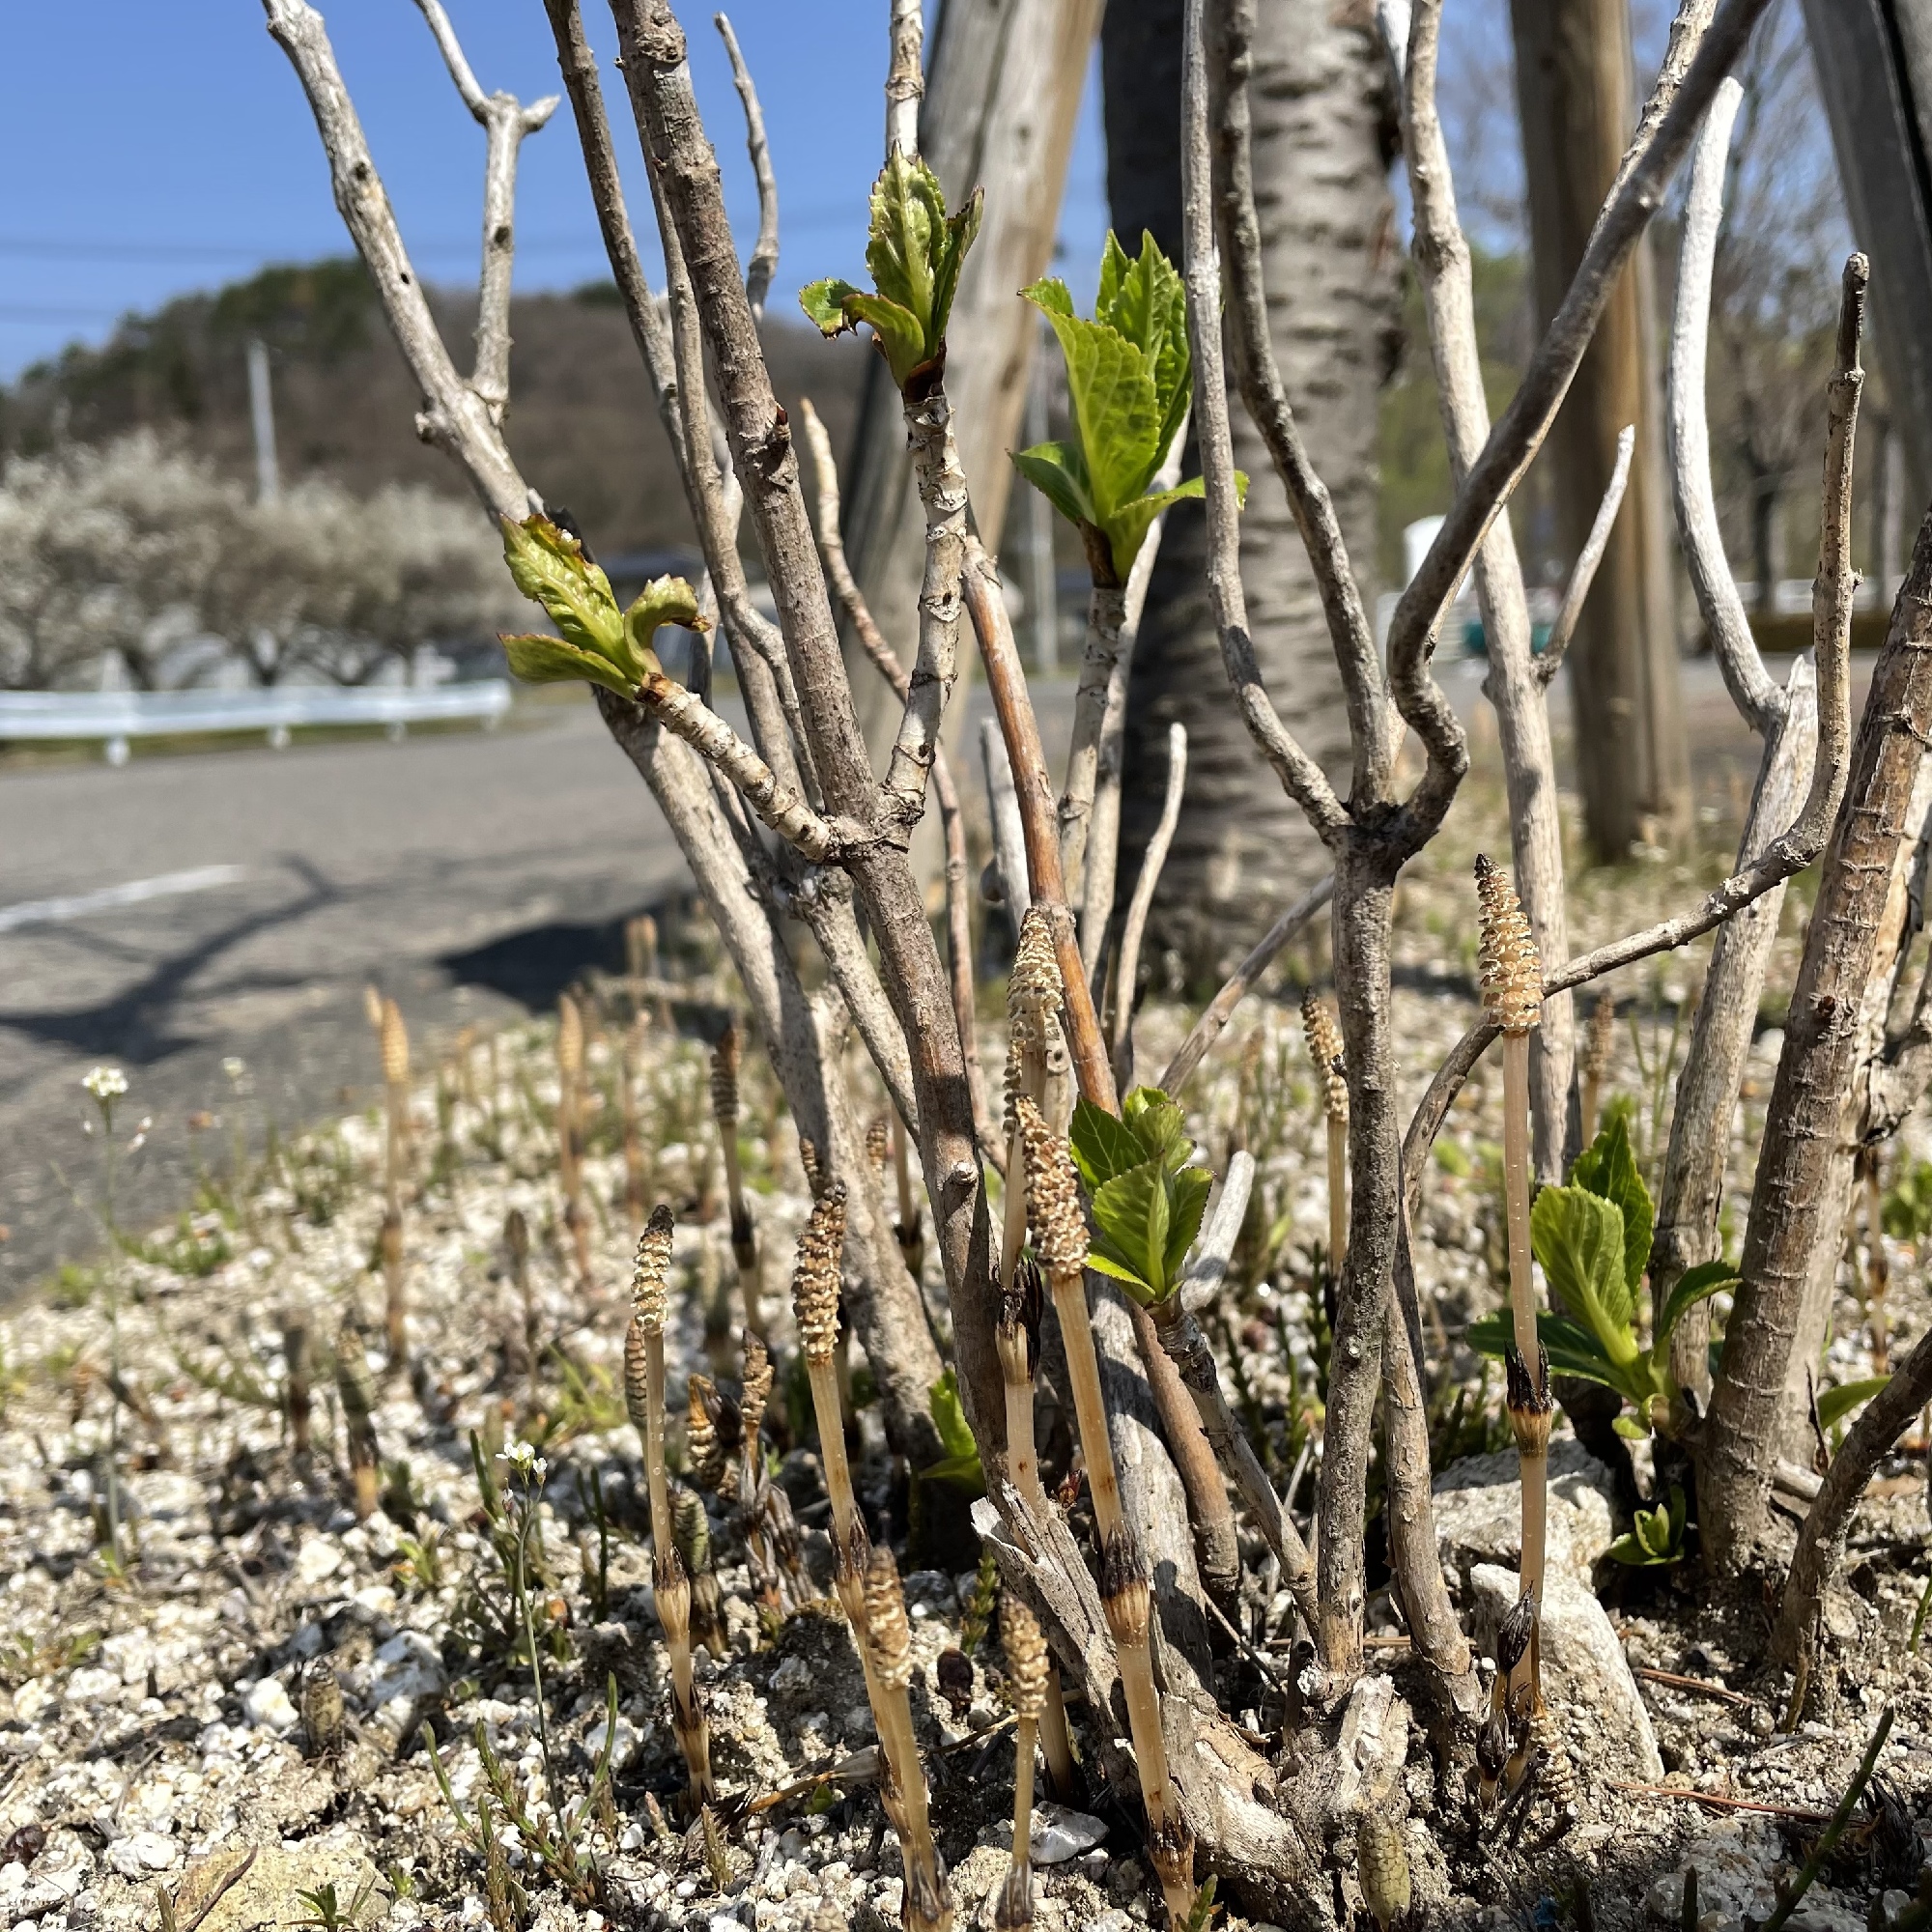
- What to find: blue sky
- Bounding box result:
[0,2,1112,383]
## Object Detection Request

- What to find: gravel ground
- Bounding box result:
[2,763,1930,1931]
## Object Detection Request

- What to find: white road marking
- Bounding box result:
[0,865,248,936]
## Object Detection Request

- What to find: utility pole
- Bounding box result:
[1511,0,1689,860]
[247,337,281,507]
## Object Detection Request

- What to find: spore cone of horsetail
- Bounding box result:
[864,1544,952,1931]
[1302,989,1350,1267]
[1002,905,1065,1293]
[627,1206,713,1804]
[334,1312,380,1521]
[1014,1094,1192,1924]
[1476,855,1549,1711]
[791,1185,867,1605]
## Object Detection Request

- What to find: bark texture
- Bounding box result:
[1701,514,1932,1570]
[1106,0,1398,972]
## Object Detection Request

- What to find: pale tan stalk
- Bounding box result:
[998,1257,1046,1514]
[711,1019,761,1333]
[889,1111,923,1278]
[621,1014,647,1239]
[557,994,593,1287]
[1476,856,1550,1710]
[379,999,410,1365]
[997,1594,1049,1927]
[793,1186,952,1915]
[1578,993,1614,1147]
[1302,992,1349,1270]
[865,1546,952,1930]
[335,1313,380,1521]
[1037,1674,1076,1802]
[1015,1096,1192,1924]
[627,1207,714,1804]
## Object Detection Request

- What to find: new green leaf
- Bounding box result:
[1069,1099,1150,1192]
[1012,231,1216,582]
[799,154,980,392]
[1570,1115,1654,1295]
[1656,1258,1739,1348]
[1530,1183,1638,1368]
[1817,1376,1890,1432]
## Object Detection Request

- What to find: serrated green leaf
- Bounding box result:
[1164,1166,1212,1288]
[1093,232,1189,482]
[800,276,864,337]
[1570,1115,1654,1295]
[1122,1087,1192,1171]
[1085,1250,1160,1301]
[1092,1158,1170,1295]
[867,151,947,337]
[1099,476,1209,585]
[843,292,928,389]
[1010,441,1094,530]
[1069,1098,1148,1191]
[1021,275,1076,320]
[1656,1258,1739,1347]
[1466,1308,1622,1388]
[1817,1375,1890,1432]
[624,575,703,669]
[499,633,637,696]
[501,515,625,667]
[929,187,981,348]
[1025,300,1160,526]
[1531,1183,1638,1365]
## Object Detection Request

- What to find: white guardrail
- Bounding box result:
[0,682,513,764]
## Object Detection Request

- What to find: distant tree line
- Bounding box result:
[0,431,520,691]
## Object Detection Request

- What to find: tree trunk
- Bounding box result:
[839,0,1099,743]
[1699,511,1932,1574]
[1802,0,1932,515]
[1105,0,1397,978]
[1511,0,1690,862]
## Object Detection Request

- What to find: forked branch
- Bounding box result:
[714,14,779,319]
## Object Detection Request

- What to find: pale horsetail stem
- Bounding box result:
[627,1206,713,1804]
[1302,990,1349,1270]
[556,993,593,1287]
[711,1018,762,1334]
[378,998,410,1366]
[1578,992,1614,1147]
[1015,1094,1194,1925]
[865,1546,952,1931]
[890,1111,924,1279]
[1476,855,1551,1710]
[997,1256,1047,1514]
[997,1594,1050,1928]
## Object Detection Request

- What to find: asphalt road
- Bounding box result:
[0,698,693,1296]
[0,651,1852,1296]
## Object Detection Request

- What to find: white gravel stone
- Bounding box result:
[1433,1439,1619,1585]
[105,1832,179,1878]
[241,1674,298,1733]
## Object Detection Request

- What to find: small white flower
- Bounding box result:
[497,1439,545,1482]
[82,1065,128,1104]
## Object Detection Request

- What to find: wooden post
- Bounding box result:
[838,0,1099,744]
[1511,0,1690,861]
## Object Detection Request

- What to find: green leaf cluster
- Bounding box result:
[498,515,702,696]
[920,1368,984,1494]
[1010,231,1242,583]
[1606,1485,1689,1567]
[1468,1116,1737,1431]
[799,152,981,392]
[1067,1086,1212,1306]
